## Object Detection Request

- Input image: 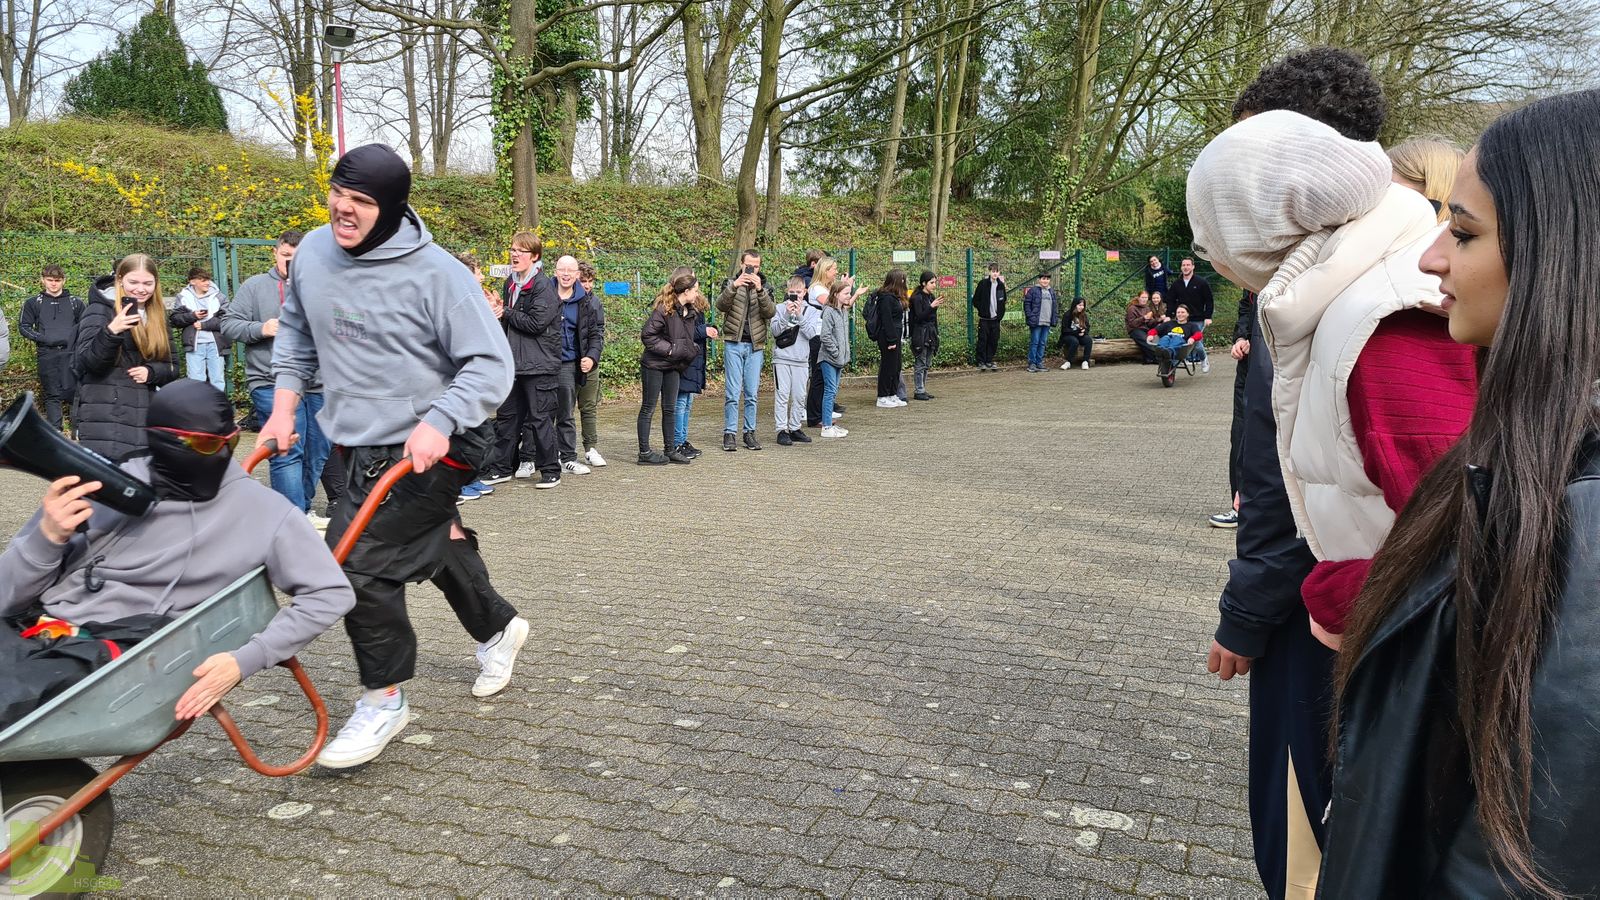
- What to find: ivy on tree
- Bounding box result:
[64,12,228,131]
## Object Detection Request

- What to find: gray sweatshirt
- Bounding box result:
[221,267,321,393]
[771,301,822,368]
[272,210,514,446]
[0,459,355,678]
[819,305,851,367]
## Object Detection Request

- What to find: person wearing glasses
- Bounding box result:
[0,380,355,729]
[482,233,562,487]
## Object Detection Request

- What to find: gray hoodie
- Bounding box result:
[0,459,355,678]
[771,300,822,368]
[819,305,851,367]
[272,210,514,446]
[222,267,321,394]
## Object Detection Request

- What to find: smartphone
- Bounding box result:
[489,264,512,279]
[743,264,755,276]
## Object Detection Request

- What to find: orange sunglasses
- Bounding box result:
[148,426,241,456]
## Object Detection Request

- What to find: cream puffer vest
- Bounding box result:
[1257,185,1444,562]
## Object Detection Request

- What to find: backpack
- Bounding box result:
[774,321,801,349]
[863,291,881,342]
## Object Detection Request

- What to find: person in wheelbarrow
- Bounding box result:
[0,380,356,729]
[262,143,530,770]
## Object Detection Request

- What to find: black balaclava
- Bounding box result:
[145,380,237,502]
[330,143,413,257]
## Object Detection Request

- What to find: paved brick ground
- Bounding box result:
[0,357,1263,897]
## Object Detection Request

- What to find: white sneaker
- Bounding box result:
[306,511,330,531]
[514,461,537,479]
[1060,361,1071,370]
[829,411,842,421]
[473,616,530,697]
[584,448,607,467]
[1082,361,1090,370]
[562,459,592,476]
[821,425,848,438]
[317,693,411,768]
[1202,360,1211,374]
[892,397,909,407]
[875,397,896,408]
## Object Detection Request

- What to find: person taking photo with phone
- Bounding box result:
[73,253,179,462]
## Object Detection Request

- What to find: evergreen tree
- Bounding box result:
[64,12,228,131]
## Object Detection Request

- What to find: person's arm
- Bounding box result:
[418,288,515,440]
[201,292,227,334]
[820,315,840,357]
[230,506,357,678]
[74,301,123,376]
[501,279,558,336]
[581,298,605,364]
[758,281,777,321]
[167,295,199,330]
[716,280,737,314]
[1302,315,1477,635]
[1233,290,1255,343]
[641,309,673,359]
[271,271,319,399]
[800,309,823,341]
[19,297,47,345]
[219,287,268,344]
[772,304,794,332]
[0,510,77,618]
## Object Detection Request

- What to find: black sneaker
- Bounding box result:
[743,431,762,451]
[913,392,933,401]
[535,473,560,489]
[789,429,812,443]
[777,431,794,446]
[637,450,669,465]
[667,449,692,464]
[679,442,703,459]
[834,402,847,414]
[723,432,737,452]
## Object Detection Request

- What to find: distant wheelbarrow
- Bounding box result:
[0,441,407,897]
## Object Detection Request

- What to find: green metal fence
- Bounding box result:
[0,232,1241,402]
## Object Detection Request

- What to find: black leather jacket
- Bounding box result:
[1322,447,1600,897]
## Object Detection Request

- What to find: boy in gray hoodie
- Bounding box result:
[263,144,525,770]
[770,275,821,445]
[0,380,354,728]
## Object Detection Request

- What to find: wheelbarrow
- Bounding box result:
[0,441,408,897]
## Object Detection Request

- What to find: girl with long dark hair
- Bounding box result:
[1322,89,1600,896]
[636,269,700,465]
[870,269,908,407]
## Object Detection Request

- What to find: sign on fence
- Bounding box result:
[938,275,958,288]
[603,281,632,296]
[892,250,917,263]
[1038,250,1062,260]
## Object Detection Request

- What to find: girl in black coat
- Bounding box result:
[1058,297,1093,370]
[73,254,179,461]
[872,268,909,407]
[637,269,701,465]
[908,270,942,401]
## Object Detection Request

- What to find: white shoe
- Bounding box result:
[829,411,842,421]
[875,397,895,408]
[1060,361,1071,370]
[514,461,537,479]
[892,397,908,407]
[562,459,592,475]
[317,693,411,768]
[821,425,848,438]
[473,616,529,697]
[1202,360,1211,374]
[306,511,330,531]
[1082,361,1090,370]
[584,448,607,467]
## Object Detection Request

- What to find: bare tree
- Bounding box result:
[2,0,113,123]
[681,0,755,186]
[869,0,913,224]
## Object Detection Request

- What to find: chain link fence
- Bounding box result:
[1,232,1238,405]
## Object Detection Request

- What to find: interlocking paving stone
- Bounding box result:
[0,359,1262,896]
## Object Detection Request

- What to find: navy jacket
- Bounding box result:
[1166,274,1215,322]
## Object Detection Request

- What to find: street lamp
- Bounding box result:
[323,24,357,157]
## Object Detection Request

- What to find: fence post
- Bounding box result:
[965,248,974,363]
[846,247,857,371]
[1073,250,1082,302]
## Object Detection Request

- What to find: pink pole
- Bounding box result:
[334,60,347,157]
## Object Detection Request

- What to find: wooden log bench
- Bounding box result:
[1088,337,1144,364]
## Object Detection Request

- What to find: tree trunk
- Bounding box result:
[401,39,424,171]
[760,107,785,244]
[732,0,782,254]
[509,0,540,227]
[871,0,914,225]
[683,0,751,187]
[922,6,947,268]
[1050,0,1109,249]
[554,80,580,175]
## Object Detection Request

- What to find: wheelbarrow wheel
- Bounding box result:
[1,760,114,898]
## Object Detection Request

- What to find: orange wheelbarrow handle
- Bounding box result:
[243,438,412,566]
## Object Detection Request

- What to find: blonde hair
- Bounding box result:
[1388,138,1464,224]
[814,257,839,288]
[115,254,171,363]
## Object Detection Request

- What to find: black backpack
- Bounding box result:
[863,291,881,342]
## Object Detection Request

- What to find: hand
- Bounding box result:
[580,356,595,373]
[258,409,301,456]
[931,297,944,307]
[127,366,150,384]
[195,308,210,320]
[175,653,242,720]
[886,344,898,351]
[493,303,504,320]
[706,326,720,339]
[1207,639,1253,680]
[404,420,450,473]
[261,318,280,337]
[1310,620,1343,651]
[40,476,101,543]
[108,308,140,334]
[1231,338,1249,360]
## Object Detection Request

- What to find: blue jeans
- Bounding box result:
[187,342,225,391]
[1157,334,1207,364]
[820,362,842,427]
[250,387,331,512]
[1027,325,1051,368]
[673,391,695,447]
[722,341,763,433]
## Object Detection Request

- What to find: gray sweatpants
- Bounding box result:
[774,364,809,431]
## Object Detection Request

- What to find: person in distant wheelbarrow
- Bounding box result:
[0,380,355,729]
[261,143,530,770]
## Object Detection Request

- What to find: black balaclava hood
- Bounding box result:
[145,380,236,502]
[330,143,412,258]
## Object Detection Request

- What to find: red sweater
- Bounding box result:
[1300,309,1478,633]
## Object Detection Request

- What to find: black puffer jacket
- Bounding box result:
[640,305,698,372]
[501,271,562,376]
[871,288,906,348]
[73,277,179,461]
[1322,443,1600,896]
[909,288,940,355]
